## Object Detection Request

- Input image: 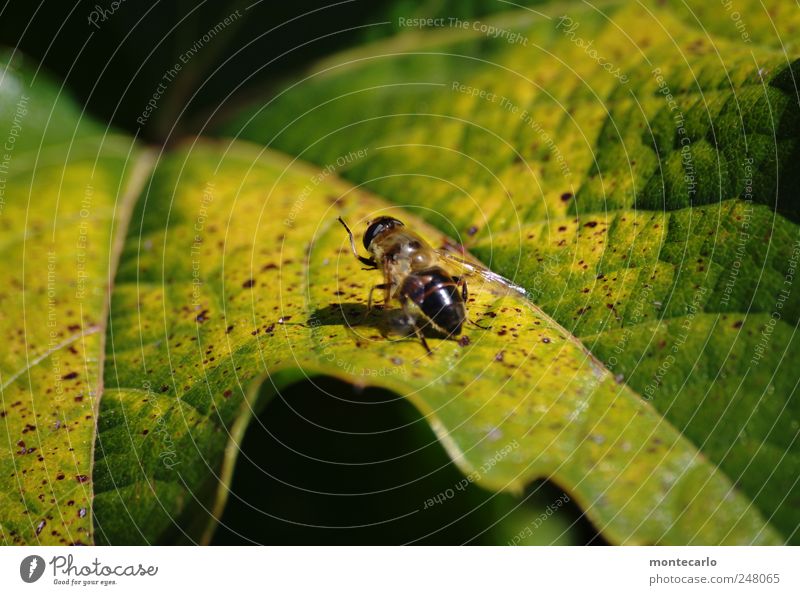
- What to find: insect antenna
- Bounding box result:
[337,216,377,268]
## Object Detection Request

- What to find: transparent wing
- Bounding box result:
[434,248,528,298]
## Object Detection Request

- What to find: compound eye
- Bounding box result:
[363,217,403,250]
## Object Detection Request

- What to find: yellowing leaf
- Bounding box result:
[0,52,153,544]
[93,141,778,544]
[218,0,800,542]
[3,0,799,546]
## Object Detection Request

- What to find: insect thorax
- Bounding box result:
[373,229,437,273]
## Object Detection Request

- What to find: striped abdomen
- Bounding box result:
[400,267,465,335]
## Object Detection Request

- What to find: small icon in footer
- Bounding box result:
[20,555,46,583]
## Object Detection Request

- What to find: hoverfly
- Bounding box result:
[337,216,526,354]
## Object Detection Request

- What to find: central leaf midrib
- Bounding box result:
[88,148,158,544]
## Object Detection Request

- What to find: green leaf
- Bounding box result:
[91,140,778,545]
[3,0,798,546]
[216,0,800,541]
[0,51,153,544]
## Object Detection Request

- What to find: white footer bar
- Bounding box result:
[1,546,797,593]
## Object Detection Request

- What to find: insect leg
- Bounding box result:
[399,295,432,355]
[451,275,468,301]
[367,283,392,312]
[468,318,492,330]
[337,217,377,268]
[453,276,484,327]
[412,323,432,356]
